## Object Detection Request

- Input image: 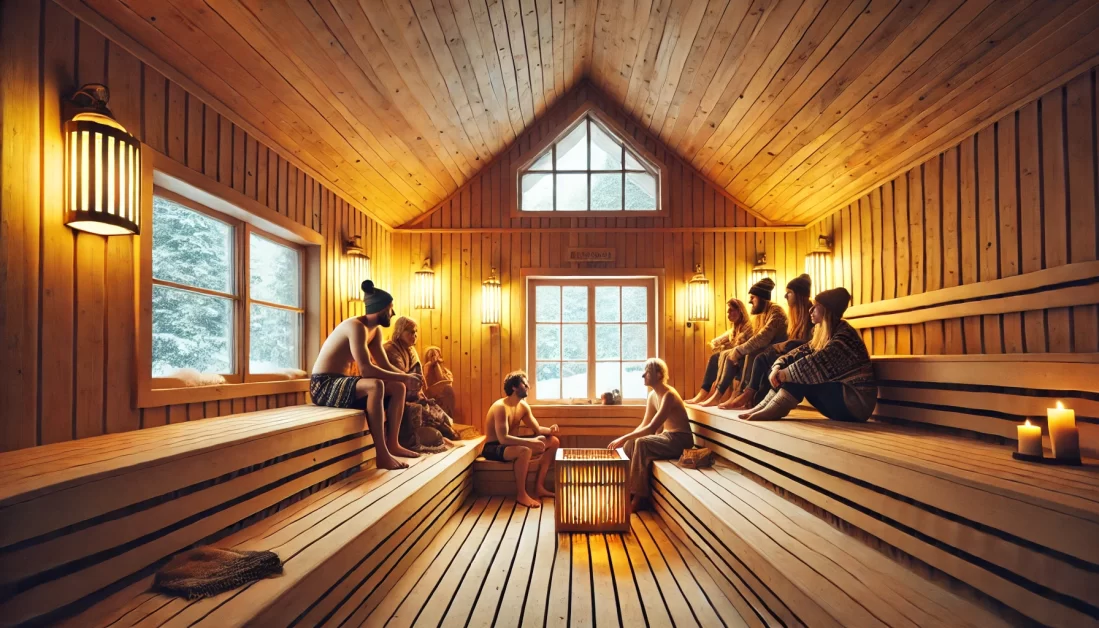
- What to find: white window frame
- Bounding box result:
[509,102,671,219]
[524,271,662,404]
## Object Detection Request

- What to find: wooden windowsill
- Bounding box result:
[529,404,646,418]
[137,379,309,408]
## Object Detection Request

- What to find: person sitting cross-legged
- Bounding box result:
[739,288,878,423]
[483,371,561,508]
[608,358,694,512]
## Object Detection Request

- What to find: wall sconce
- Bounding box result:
[64,84,141,235]
[413,258,435,310]
[750,252,776,285]
[482,267,502,325]
[344,233,368,257]
[804,234,833,293]
[686,264,710,324]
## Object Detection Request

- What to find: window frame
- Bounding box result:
[509,102,671,219]
[149,187,306,387]
[523,269,663,405]
[137,148,323,408]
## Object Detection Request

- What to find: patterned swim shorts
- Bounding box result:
[309,373,362,408]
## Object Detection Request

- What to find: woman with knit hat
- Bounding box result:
[738,287,877,422]
[694,277,788,407]
[720,273,813,410]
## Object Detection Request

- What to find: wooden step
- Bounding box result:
[688,405,1099,627]
[472,456,555,496]
[653,460,1011,628]
[0,405,371,625]
[66,436,483,627]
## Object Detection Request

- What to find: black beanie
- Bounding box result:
[361,280,394,315]
[787,273,811,298]
[814,287,851,318]
[749,277,775,300]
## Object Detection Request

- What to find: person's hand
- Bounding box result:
[728,348,741,361]
[608,436,626,450]
[404,373,424,392]
[768,368,784,389]
[549,424,560,435]
[530,438,547,454]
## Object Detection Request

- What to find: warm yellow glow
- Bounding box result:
[64,102,140,236]
[482,268,501,325]
[804,235,833,294]
[1057,401,1065,410]
[686,265,710,322]
[555,448,630,532]
[413,261,435,310]
[1025,419,1032,427]
[750,252,775,286]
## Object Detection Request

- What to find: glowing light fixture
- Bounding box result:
[413,258,435,310]
[482,267,502,325]
[64,84,141,236]
[686,264,710,322]
[555,448,630,532]
[345,237,371,305]
[750,251,776,285]
[804,234,833,293]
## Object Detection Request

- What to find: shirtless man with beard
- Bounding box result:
[310,280,423,470]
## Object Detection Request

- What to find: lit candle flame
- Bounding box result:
[1056,400,1065,410]
[1025,419,1032,427]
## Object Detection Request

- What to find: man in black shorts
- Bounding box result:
[483,371,560,508]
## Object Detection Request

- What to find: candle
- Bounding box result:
[1017,420,1042,456]
[1047,401,1080,460]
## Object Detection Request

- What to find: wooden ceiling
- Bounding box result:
[67,0,1099,227]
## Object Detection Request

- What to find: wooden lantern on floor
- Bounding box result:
[555,448,630,532]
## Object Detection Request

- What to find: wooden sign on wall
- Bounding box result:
[566,248,616,263]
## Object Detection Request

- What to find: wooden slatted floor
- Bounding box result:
[355,496,752,627]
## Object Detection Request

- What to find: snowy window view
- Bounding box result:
[532,280,652,402]
[519,116,658,213]
[151,192,303,380]
[151,195,235,377]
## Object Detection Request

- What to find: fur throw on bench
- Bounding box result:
[153,547,283,600]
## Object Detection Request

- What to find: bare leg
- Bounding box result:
[696,387,723,407]
[719,388,755,410]
[684,388,709,404]
[506,446,540,508]
[355,379,406,470]
[534,436,559,498]
[384,382,420,458]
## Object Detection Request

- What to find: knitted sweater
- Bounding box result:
[775,320,877,419]
[734,302,788,357]
[710,322,752,354]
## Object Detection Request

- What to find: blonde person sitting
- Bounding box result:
[685,298,753,404]
[739,288,877,422]
[423,346,456,419]
[383,317,460,453]
[608,358,693,512]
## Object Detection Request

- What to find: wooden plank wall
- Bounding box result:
[0,1,391,452]
[827,67,1099,357]
[393,84,810,430]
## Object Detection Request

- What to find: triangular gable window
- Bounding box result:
[518,114,662,213]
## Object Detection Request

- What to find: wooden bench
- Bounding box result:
[472,456,554,496]
[653,459,1009,627]
[687,405,1099,627]
[871,354,1099,456]
[0,404,483,626]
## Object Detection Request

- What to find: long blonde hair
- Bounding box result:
[808,303,842,352]
[390,316,419,346]
[787,292,812,340]
[727,298,750,336]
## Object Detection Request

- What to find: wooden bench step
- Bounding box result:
[0,406,371,625]
[68,436,484,627]
[688,406,1099,627]
[653,460,1010,628]
[472,456,554,496]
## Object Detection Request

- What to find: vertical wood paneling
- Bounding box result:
[0,2,392,451]
[831,69,1099,358]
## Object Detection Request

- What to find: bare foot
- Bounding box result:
[684,390,708,404]
[388,443,421,458]
[376,455,409,470]
[535,487,555,498]
[723,390,754,410]
[517,493,541,508]
[697,390,723,407]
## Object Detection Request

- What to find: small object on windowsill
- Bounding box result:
[1011,451,1082,466]
[601,389,622,405]
[167,368,227,387]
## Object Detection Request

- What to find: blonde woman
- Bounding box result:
[685,298,752,403]
[739,288,877,422]
[423,346,456,418]
[384,317,460,452]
